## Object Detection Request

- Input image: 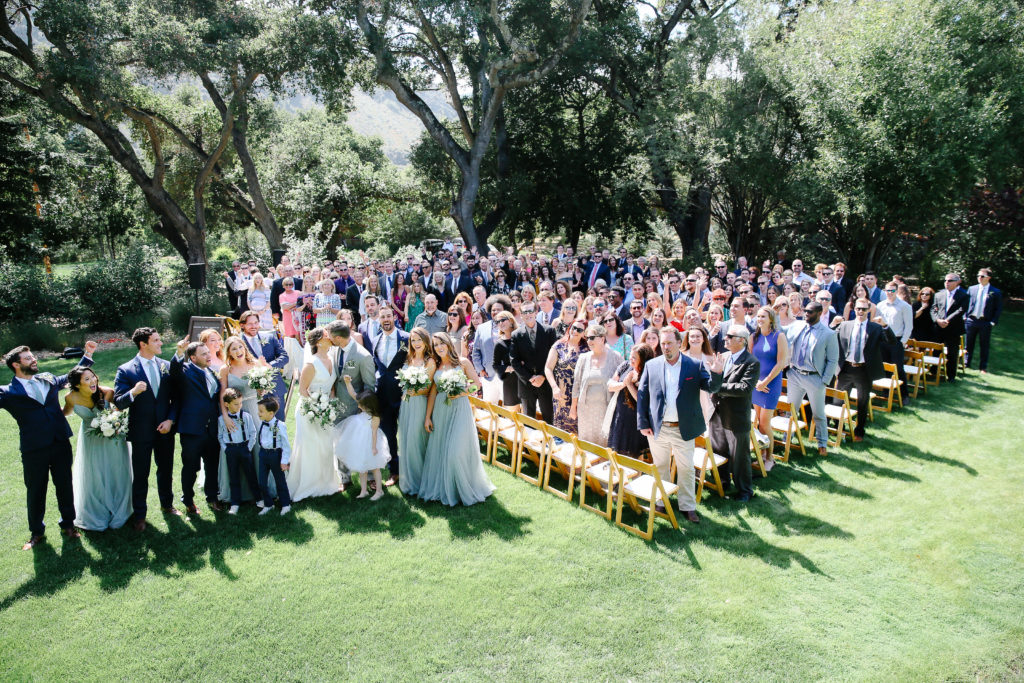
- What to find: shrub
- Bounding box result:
[0,322,85,354]
[211,245,238,262]
[0,263,58,323]
[68,246,161,330]
[120,310,167,337]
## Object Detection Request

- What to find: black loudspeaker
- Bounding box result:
[188,263,206,290]
[272,249,287,267]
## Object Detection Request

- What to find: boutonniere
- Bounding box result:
[398,342,408,354]
[345,360,356,370]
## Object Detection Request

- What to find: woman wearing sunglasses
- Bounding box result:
[544,321,585,433]
[569,324,624,447]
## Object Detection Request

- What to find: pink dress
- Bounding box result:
[280,290,301,338]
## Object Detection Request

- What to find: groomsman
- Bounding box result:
[239,311,289,419]
[1,342,96,549]
[114,328,180,531]
[372,308,409,486]
[965,268,1002,374]
[509,302,557,423]
[930,273,970,380]
[172,340,222,514]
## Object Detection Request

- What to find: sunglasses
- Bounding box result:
[725,334,743,339]
[944,279,958,283]
[593,303,607,308]
[564,305,578,311]
[855,307,870,312]
[885,288,897,293]
[586,335,603,341]
[448,312,459,317]
[571,326,585,333]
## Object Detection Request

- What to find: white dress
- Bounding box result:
[334,413,390,473]
[285,356,342,501]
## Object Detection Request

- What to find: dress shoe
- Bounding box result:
[22,534,45,551]
[208,501,224,512]
[817,446,828,456]
[162,506,182,517]
[62,527,82,540]
[654,502,667,514]
[185,504,201,516]
[732,492,753,503]
[683,510,701,524]
[133,519,147,532]
[852,434,863,443]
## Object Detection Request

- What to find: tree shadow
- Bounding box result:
[868,434,979,475]
[815,449,922,483]
[0,536,91,612]
[422,495,532,542]
[308,488,427,541]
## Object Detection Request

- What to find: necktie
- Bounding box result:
[589,265,598,288]
[725,354,734,374]
[147,359,160,395]
[386,333,394,366]
[853,323,864,363]
[248,335,264,360]
[528,325,536,345]
[795,327,810,369]
[206,369,218,396]
[974,287,985,317]
[29,379,45,404]
[944,292,950,317]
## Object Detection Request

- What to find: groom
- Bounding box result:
[326,320,376,489]
[372,307,408,486]
[1,341,96,549]
[239,311,289,419]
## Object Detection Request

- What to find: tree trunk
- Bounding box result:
[232,102,286,251]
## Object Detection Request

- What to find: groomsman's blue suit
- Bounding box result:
[114,354,178,521]
[965,283,1002,371]
[242,331,289,420]
[171,355,222,507]
[637,353,721,441]
[0,355,93,537]
[372,329,409,476]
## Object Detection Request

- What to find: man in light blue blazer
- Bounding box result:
[637,327,724,523]
[784,301,840,455]
[471,295,512,403]
[239,310,289,420]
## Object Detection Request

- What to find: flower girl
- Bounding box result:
[336,376,390,501]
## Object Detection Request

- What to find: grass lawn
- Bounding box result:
[1,315,1023,681]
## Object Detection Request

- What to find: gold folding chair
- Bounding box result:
[902,349,927,397]
[824,386,854,448]
[693,434,728,502]
[910,340,946,385]
[610,451,680,540]
[769,398,808,463]
[748,421,768,477]
[513,412,550,487]
[468,395,496,463]
[580,449,639,520]
[490,403,521,473]
[540,425,583,502]
[958,334,967,374]
[871,362,904,412]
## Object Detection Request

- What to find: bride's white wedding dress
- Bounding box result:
[285,355,342,502]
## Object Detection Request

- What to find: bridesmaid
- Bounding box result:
[543,321,584,433]
[419,332,495,506]
[218,336,265,502]
[397,327,436,496]
[63,367,132,531]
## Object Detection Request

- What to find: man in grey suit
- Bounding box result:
[326,320,377,488]
[709,325,760,502]
[471,295,512,404]
[783,301,840,455]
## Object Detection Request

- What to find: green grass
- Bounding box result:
[2,316,1023,681]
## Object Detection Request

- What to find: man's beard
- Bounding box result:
[21,364,38,376]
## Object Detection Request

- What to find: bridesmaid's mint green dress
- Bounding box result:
[397,393,428,496]
[418,369,495,506]
[72,404,133,531]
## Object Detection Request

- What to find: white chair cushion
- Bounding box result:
[691,447,727,470]
[625,474,679,501]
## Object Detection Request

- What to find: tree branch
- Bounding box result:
[413,2,475,143]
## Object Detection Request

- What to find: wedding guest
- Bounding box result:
[463,308,485,361]
[405,280,426,332]
[391,272,408,328]
[294,276,317,343]
[876,280,914,400]
[218,388,260,514]
[2,342,96,547]
[570,324,623,446]
[709,325,759,502]
[419,333,496,506]
[912,287,937,342]
[607,344,654,457]
[114,329,177,531]
[785,301,840,455]
[247,272,274,330]
[839,282,876,324]
[286,328,342,502]
[217,336,263,503]
[544,321,585,433]
[639,327,662,356]
[649,307,667,333]
[372,307,408,486]
[171,339,223,514]
[602,313,634,359]
[313,279,342,327]
[836,298,889,442]
[492,312,521,409]
[256,395,291,515]
[337,381,389,500]
[931,273,970,380]
[510,302,556,423]
[339,308,366,349]
[414,293,447,335]
[279,277,303,342]
[750,306,788,471]
[446,304,468,349]
[965,268,1002,373]
[682,326,717,425]
[773,297,795,328]
[64,367,132,531]
[200,328,226,373]
[398,328,436,496]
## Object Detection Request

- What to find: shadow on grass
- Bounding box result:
[0,537,91,612]
[308,488,428,541]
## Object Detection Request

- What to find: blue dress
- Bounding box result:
[418,368,496,506]
[397,393,429,496]
[72,404,133,531]
[751,330,783,410]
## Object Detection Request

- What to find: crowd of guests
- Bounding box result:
[1,240,1004,549]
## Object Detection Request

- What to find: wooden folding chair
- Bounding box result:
[489,403,521,473]
[540,425,584,502]
[468,396,496,463]
[748,421,768,477]
[958,334,967,374]
[824,386,854,448]
[902,349,927,398]
[579,443,628,520]
[693,434,728,502]
[610,451,680,540]
[910,340,946,385]
[513,412,550,487]
[769,398,808,463]
[871,362,904,413]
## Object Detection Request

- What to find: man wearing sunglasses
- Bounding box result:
[784,301,840,455]
[709,325,759,502]
[875,280,913,400]
[836,298,889,441]
[931,273,970,380]
[965,268,1001,374]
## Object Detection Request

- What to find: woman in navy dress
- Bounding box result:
[607,344,654,457]
[750,306,789,471]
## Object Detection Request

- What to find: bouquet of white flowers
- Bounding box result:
[435,368,474,404]
[396,365,432,397]
[299,390,340,428]
[245,366,279,393]
[87,407,129,440]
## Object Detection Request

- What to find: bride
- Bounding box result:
[285,327,341,502]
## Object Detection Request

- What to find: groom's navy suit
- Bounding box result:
[0,355,93,536]
[114,354,178,520]
[242,331,289,419]
[171,355,221,506]
[373,329,409,475]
